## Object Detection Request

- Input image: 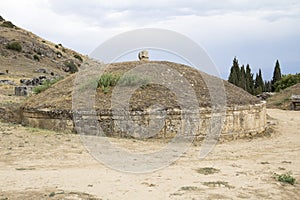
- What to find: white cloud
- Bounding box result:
[0,0,299,78]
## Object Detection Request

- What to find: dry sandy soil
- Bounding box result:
[0,109,299,199]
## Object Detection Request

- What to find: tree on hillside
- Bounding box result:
[228,57,240,86]
[254,69,264,95]
[271,59,282,91]
[239,65,246,90]
[264,80,272,92]
[245,64,254,94]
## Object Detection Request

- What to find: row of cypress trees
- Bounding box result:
[228,57,282,95]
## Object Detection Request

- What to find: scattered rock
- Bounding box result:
[34,68,47,73]
[0,80,15,85]
[15,86,33,96]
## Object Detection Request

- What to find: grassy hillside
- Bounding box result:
[0,16,85,94]
[267,83,300,110]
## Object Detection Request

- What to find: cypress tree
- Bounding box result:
[239,65,246,90]
[245,64,254,94]
[271,59,282,92]
[228,57,240,86]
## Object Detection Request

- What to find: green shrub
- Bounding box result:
[74,54,83,62]
[0,15,4,21]
[1,21,15,28]
[33,77,63,94]
[118,74,148,86]
[196,167,220,175]
[98,73,120,93]
[55,45,59,48]
[274,73,300,92]
[97,73,149,94]
[274,172,296,185]
[64,61,78,74]
[6,41,22,52]
[33,54,40,61]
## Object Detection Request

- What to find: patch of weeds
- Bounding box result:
[78,77,98,92]
[281,161,292,164]
[33,54,40,61]
[274,172,296,185]
[260,161,270,164]
[74,54,83,62]
[118,74,149,87]
[97,73,120,94]
[97,73,149,94]
[196,167,220,175]
[15,167,35,171]
[1,21,15,28]
[49,192,56,197]
[33,77,63,94]
[64,60,78,73]
[203,181,235,189]
[180,186,199,191]
[6,41,22,52]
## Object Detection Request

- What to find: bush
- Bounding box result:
[64,61,78,74]
[274,73,300,92]
[98,73,120,93]
[1,21,15,28]
[274,172,296,185]
[0,15,4,21]
[6,41,22,52]
[33,55,40,61]
[97,73,149,94]
[74,54,83,62]
[33,77,63,94]
[118,74,148,86]
[55,45,59,48]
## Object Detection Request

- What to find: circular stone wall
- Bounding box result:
[21,61,267,141]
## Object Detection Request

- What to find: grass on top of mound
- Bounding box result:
[97,73,149,94]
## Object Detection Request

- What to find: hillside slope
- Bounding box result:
[267,83,300,110]
[0,16,85,87]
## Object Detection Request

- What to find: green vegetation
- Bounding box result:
[15,167,35,171]
[180,186,199,191]
[228,58,284,95]
[55,45,59,48]
[118,74,148,86]
[274,73,300,92]
[33,77,63,94]
[0,21,15,28]
[74,54,83,62]
[97,73,149,94]
[98,73,120,94]
[203,181,234,189]
[49,192,56,197]
[64,61,78,74]
[33,54,40,61]
[274,172,296,185]
[0,15,4,21]
[195,167,220,175]
[6,41,22,52]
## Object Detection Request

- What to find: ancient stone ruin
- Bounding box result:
[21,61,267,141]
[138,50,149,61]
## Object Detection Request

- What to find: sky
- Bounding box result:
[1,0,299,80]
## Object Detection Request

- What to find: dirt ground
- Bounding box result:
[0,109,299,199]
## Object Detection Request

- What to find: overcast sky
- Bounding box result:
[1,0,299,79]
